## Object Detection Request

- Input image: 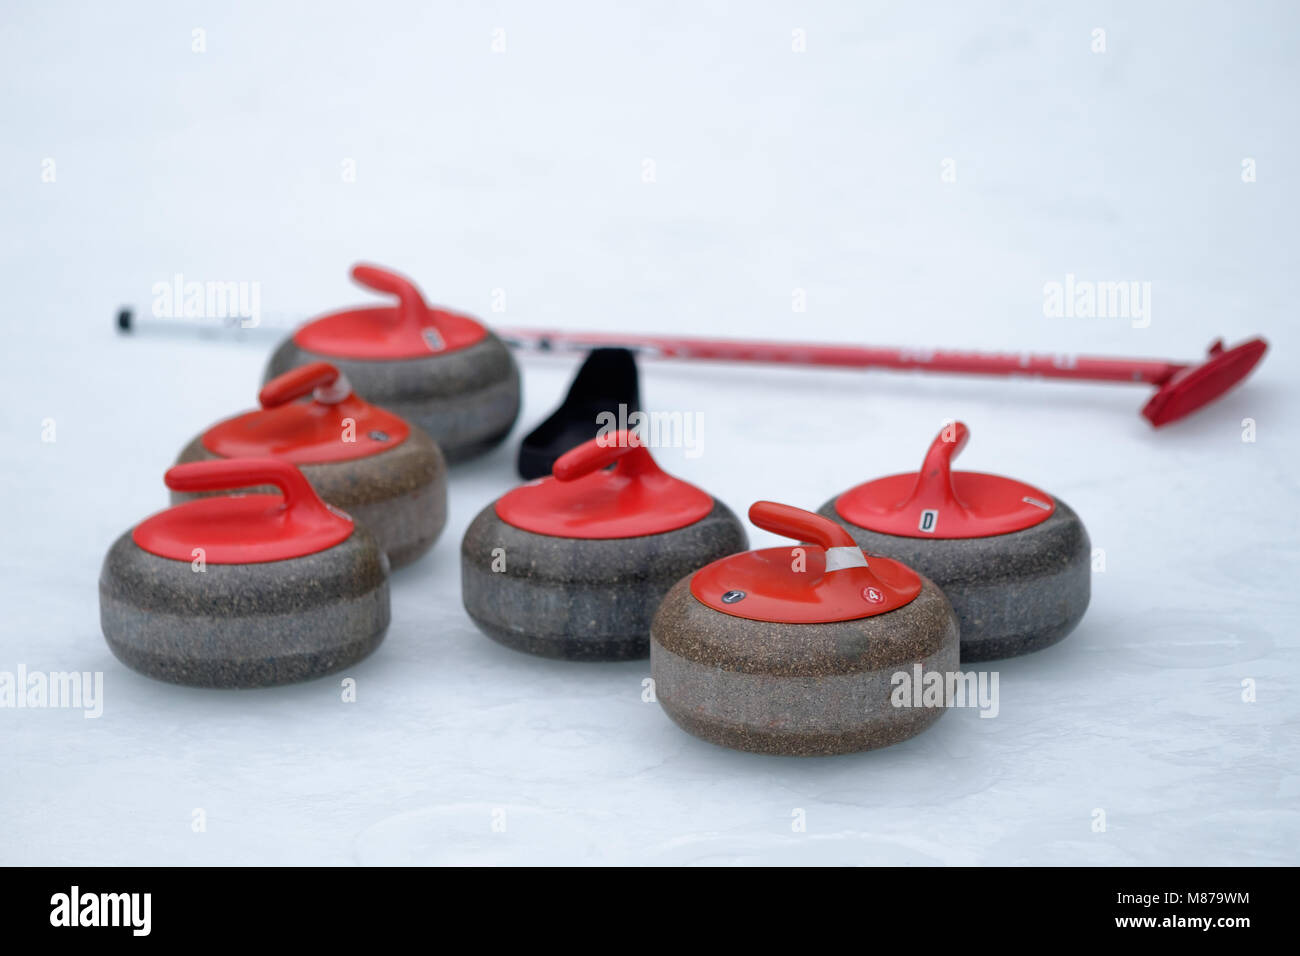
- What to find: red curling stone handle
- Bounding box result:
[164,458,335,519]
[258,361,343,408]
[351,263,430,331]
[910,420,970,506]
[748,501,860,552]
[553,430,659,482]
[920,420,969,474]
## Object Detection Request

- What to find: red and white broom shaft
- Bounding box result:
[114,307,1266,424]
[495,328,1184,386]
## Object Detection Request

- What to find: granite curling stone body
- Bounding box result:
[174,361,445,568]
[264,263,520,463]
[100,459,390,688]
[461,430,747,661]
[651,502,959,756]
[818,421,1090,662]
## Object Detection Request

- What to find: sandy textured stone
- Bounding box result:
[264,332,520,463]
[650,576,959,756]
[173,426,446,569]
[99,528,390,688]
[461,501,748,661]
[818,497,1090,662]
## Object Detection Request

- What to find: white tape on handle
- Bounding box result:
[313,372,353,405]
[823,545,868,572]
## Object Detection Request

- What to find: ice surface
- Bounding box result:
[1,1,1296,865]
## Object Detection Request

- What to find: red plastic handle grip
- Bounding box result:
[351,263,429,328]
[747,501,858,550]
[920,420,969,473]
[906,420,970,507]
[258,361,341,408]
[164,458,328,516]
[553,431,657,482]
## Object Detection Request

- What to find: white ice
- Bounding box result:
[1,0,1296,865]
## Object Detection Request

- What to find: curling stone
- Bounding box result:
[174,361,445,568]
[461,430,747,661]
[818,421,1090,662]
[100,459,390,688]
[651,501,959,756]
[264,263,520,463]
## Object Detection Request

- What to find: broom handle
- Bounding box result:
[495,328,1185,386]
[112,308,1189,386]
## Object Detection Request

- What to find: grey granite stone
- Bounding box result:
[173,426,447,569]
[461,501,748,661]
[818,497,1090,662]
[99,528,390,688]
[650,576,959,756]
[264,332,521,463]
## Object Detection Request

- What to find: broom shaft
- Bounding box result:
[495,328,1183,386]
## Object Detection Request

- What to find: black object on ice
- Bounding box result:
[516,347,642,480]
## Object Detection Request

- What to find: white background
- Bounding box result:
[2,1,1296,865]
